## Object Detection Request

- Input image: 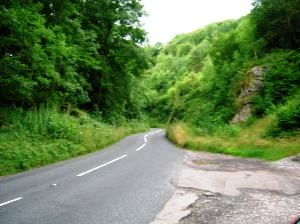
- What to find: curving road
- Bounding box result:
[0,129,183,224]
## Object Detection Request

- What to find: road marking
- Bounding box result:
[138,130,162,151]
[143,130,161,139]
[0,197,23,207]
[136,143,146,151]
[76,155,128,177]
[148,130,162,136]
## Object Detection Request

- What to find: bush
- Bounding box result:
[277,99,300,132]
[0,106,149,176]
[258,50,300,111]
[167,121,300,161]
[264,94,300,137]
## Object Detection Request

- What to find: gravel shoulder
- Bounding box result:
[151,151,300,224]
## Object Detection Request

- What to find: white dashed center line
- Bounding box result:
[0,130,163,211]
[137,130,162,152]
[0,197,23,207]
[76,155,128,177]
[136,143,146,151]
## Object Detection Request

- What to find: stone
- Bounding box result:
[232,104,251,123]
[203,192,216,197]
[232,66,266,123]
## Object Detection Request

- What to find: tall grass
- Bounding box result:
[167,120,300,161]
[0,106,149,176]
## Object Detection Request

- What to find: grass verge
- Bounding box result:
[167,119,300,161]
[0,106,149,176]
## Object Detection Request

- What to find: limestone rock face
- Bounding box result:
[232,104,251,123]
[232,66,266,123]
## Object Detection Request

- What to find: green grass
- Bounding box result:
[0,106,149,176]
[167,120,300,161]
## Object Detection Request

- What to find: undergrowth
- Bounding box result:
[0,106,149,176]
[167,119,300,161]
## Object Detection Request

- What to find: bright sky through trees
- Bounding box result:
[141,0,253,44]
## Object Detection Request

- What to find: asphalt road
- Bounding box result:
[0,129,183,224]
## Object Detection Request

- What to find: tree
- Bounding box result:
[251,0,300,50]
[0,0,147,121]
[81,0,147,119]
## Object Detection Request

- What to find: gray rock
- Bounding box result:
[232,104,251,123]
[203,192,216,197]
[292,155,300,162]
[232,66,266,123]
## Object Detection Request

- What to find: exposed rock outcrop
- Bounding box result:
[232,66,266,123]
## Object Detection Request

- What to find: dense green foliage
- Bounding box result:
[1,0,300,174]
[0,106,148,175]
[145,18,256,129]
[252,50,300,117]
[0,0,147,120]
[251,0,300,50]
[144,0,299,138]
[0,0,150,175]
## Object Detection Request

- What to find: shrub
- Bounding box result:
[258,50,300,113]
[264,93,300,137]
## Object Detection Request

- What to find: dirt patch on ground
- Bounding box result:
[151,151,300,224]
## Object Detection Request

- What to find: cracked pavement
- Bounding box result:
[151,151,300,224]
